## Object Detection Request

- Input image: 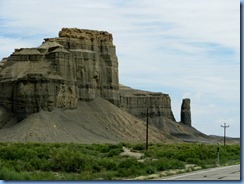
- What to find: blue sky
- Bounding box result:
[0,0,240,137]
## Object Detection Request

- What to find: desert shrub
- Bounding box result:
[48,150,89,173]
[151,157,185,171]
[118,157,141,169]
[115,157,146,177]
[116,165,144,178]
[0,142,239,180]
[107,147,123,157]
[186,158,201,165]
[97,158,117,171]
[145,165,156,174]
[144,145,178,159]
[0,166,31,180]
[131,143,145,151]
[97,143,122,154]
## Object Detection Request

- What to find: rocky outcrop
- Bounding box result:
[0,28,184,131]
[43,28,119,105]
[180,98,191,127]
[0,58,7,71]
[59,28,113,41]
[119,85,175,121]
[0,28,119,120]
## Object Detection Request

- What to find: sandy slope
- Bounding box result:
[0,98,233,144]
[0,98,178,143]
[147,116,210,142]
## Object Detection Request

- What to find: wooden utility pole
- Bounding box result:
[221,123,229,146]
[144,107,156,151]
[146,108,149,151]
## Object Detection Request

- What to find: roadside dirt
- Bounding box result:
[120,147,144,159]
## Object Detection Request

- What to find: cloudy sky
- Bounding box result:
[0,0,240,137]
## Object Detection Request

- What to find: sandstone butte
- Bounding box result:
[0,28,215,143]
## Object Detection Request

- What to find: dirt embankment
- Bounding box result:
[0,98,179,143]
[0,97,235,144]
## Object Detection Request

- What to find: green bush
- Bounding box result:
[150,157,185,171]
[98,158,117,171]
[115,157,145,177]
[0,166,31,180]
[131,143,145,151]
[0,142,239,180]
[107,147,123,157]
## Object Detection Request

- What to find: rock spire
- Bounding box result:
[181,98,191,126]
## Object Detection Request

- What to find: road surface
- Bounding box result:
[157,164,240,180]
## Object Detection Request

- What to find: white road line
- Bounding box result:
[161,165,239,180]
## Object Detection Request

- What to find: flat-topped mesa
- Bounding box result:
[0,28,178,128]
[58,28,113,42]
[119,85,176,121]
[0,28,119,120]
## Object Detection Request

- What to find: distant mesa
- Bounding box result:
[0,28,221,143]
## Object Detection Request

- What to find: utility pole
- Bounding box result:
[144,107,155,151]
[221,123,229,146]
[146,108,149,151]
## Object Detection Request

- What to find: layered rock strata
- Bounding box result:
[0,28,182,128]
[180,98,192,126]
[0,28,119,120]
[119,85,175,121]
[0,58,7,70]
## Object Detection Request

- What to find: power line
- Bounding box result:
[221,123,229,146]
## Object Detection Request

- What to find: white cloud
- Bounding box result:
[139,0,240,49]
[0,36,40,59]
[0,0,240,137]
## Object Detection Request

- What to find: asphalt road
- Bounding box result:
[157,164,240,180]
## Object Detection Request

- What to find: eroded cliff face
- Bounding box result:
[0,28,119,120]
[0,28,181,127]
[119,85,175,121]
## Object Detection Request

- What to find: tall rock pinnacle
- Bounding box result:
[181,98,191,126]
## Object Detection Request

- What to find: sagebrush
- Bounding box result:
[0,142,240,180]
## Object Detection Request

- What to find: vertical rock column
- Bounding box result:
[181,98,191,126]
